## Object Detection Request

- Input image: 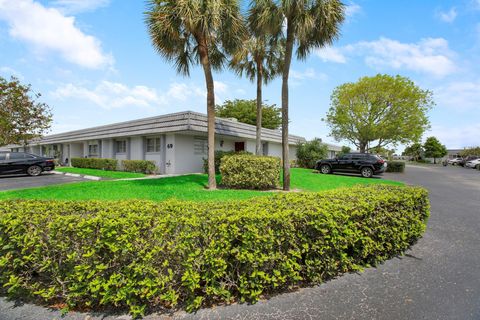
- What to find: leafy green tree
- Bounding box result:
[325,74,434,153]
[338,145,351,156]
[0,76,52,147]
[230,33,284,155]
[296,138,328,169]
[459,146,480,157]
[423,136,447,164]
[145,0,244,189]
[250,0,345,190]
[403,143,424,161]
[216,99,281,129]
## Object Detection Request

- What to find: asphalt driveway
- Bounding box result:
[0,172,87,191]
[0,165,479,320]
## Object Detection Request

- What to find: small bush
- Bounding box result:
[0,186,429,317]
[203,150,251,174]
[296,139,328,169]
[220,154,280,189]
[71,157,117,171]
[122,160,157,174]
[386,161,406,173]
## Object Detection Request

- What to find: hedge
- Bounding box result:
[220,154,280,189]
[121,160,157,174]
[0,185,429,317]
[386,161,406,173]
[203,150,251,174]
[71,157,118,171]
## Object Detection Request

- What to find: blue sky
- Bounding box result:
[0,0,479,151]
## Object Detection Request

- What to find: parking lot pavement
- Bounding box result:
[0,172,87,191]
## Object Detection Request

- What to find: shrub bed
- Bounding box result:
[386,161,406,173]
[71,157,118,171]
[121,160,157,174]
[203,150,251,174]
[220,154,280,189]
[0,185,429,317]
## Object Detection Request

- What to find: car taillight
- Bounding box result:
[46,160,54,164]
[377,159,384,164]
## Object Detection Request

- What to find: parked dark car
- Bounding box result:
[0,152,55,176]
[315,153,386,178]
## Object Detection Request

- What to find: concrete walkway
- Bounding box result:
[1,165,479,319]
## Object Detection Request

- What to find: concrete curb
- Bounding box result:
[52,171,103,181]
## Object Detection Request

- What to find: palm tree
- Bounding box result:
[145,0,244,189]
[250,0,345,190]
[230,35,284,155]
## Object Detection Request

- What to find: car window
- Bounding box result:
[24,154,36,159]
[0,153,6,161]
[9,153,25,160]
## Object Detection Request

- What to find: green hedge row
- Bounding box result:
[386,161,406,173]
[220,154,280,189]
[0,185,429,317]
[122,160,157,174]
[71,157,117,171]
[70,158,156,174]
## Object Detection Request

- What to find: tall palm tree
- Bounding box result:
[230,35,284,155]
[145,0,244,189]
[250,0,345,190]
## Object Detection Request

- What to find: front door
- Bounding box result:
[235,142,245,152]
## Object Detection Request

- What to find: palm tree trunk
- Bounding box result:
[282,22,294,191]
[197,35,216,189]
[359,142,366,153]
[256,60,263,156]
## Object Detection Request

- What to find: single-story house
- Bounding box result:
[7,111,341,174]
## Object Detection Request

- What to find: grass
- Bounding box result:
[55,167,146,179]
[0,168,403,202]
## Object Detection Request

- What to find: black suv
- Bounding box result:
[315,153,386,178]
[0,152,55,176]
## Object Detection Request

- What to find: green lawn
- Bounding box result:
[0,168,402,202]
[55,167,146,179]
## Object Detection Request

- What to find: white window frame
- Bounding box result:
[194,136,208,155]
[115,140,127,154]
[146,137,161,153]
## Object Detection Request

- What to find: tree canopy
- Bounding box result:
[296,138,328,169]
[0,76,52,146]
[459,146,480,157]
[423,136,447,163]
[403,142,424,161]
[216,99,282,129]
[325,74,434,153]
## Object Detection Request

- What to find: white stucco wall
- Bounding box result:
[130,136,144,160]
[173,134,205,174]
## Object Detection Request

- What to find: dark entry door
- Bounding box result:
[235,142,245,152]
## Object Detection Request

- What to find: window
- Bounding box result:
[115,140,126,153]
[10,153,25,159]
[146,137,161,153]
[262,142,269,156]
[0,153,6,161]
[88,144,99,156]
[194,137,208,155]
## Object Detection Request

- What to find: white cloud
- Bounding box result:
[436,7,457,23]
[52,81,165,109]
[290,68,326,80]
[0,0,113,69]
[50,0,110,14]
[345,2,361,17]
[50,80,230,110]
[315,46,347,63]
[426,123,480,149]
[0,66,23,78]
[434,80,480,110]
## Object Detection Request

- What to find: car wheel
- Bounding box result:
[320,164,331,174]
[27,165,42,176]
[361,167,373,178]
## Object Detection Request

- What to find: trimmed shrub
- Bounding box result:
[203,150,251,174]
[296,138,328,169]
[71,157,117,171]
[122,160,157,174]
[386,161,406,173]
[220,154,280,189]
[0,185,429,317]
